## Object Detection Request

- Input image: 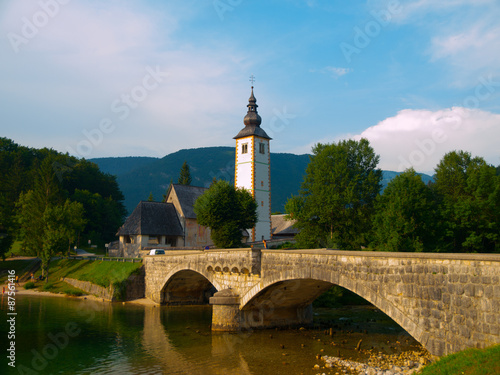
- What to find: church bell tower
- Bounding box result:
[234,84,272,242]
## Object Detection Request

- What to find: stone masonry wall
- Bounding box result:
[144,249,262,304]
[144,248,500,357]
[63,277,115,300]
[258,250,500,357]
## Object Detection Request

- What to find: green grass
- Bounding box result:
[45,258,142,287]
[0,259,39,283]
[418,344,500,375]
[27,258,142,299]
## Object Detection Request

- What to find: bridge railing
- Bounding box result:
[65,256,142,263]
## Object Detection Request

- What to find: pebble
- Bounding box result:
[319,348,433,375]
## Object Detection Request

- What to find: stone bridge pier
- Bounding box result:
[144,249,500,357]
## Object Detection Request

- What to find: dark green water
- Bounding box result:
[1,295,422,375]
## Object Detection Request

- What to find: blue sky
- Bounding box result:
[1,0,499,173]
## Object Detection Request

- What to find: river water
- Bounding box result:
[2,295,424,375]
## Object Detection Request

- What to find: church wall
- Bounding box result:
[184,218,213,247]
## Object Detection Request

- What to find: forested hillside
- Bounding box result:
[91,147,313,214]
[90,147,434,215]
[0,137,126,259]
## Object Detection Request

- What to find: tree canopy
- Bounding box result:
[194,180,257,248]
[371,169,438,252]
[433,151,500,252]
[0,137,126,258]
[16,158,86,280]
[286,139,382,249]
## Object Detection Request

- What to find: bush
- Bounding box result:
[63,288,84,296]
[24,281,35,289]
[42,282,55,291]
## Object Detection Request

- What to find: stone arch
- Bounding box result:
[240,275,424,351]
[159,265,222,305]
[231,266,239,274]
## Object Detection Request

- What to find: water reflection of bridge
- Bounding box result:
[142,306,252,375]
[144,248,500,356]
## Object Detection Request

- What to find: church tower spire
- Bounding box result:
[234,81,272,243]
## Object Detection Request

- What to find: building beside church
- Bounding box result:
[234,86,272,242]
[113,184,213,257]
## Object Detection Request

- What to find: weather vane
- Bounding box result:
[249,74,255,86]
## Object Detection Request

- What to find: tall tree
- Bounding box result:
[40,200,85,281]
[16,158,61,256]
[287,139,382,249]
[371,169,438,252]
[194,180,257,248]
[178,161,192,185]
[433,151,500,252]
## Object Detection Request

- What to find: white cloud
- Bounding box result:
[382,0,500,88]
[354,107,500,173]
[310,66,352,78]
[0,1,254,158]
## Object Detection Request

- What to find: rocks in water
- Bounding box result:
[319,348,433,375]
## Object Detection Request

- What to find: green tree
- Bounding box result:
[194,180,257,248]
[178,161,192,185]
[16,158,61,256]
[40,200,85,281]
[371,169,438,252]
[147,192,154,201]
[288,139,382,249]
[16,158,86,280]
[433,151,500,252]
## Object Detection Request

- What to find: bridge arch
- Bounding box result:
[159,265,221,305]
[241,275,425,351]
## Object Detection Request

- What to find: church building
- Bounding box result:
[234,86,272,242]
[113,85,282,257]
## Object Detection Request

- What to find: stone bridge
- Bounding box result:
[143,248,500,356]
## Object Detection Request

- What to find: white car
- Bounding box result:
[149,249,165,255]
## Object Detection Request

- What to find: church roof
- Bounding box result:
[271,214,299,236]
[170,184,208,219]
[116,201,183,236]
[234,87,271,140]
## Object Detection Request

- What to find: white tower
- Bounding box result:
[234,86,272,242]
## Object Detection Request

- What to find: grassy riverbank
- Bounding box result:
[417,344,500,375]
[2,258,143,298]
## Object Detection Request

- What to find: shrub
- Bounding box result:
[42,282,55,291]
[63,289,84,296]
[24,281,35,289]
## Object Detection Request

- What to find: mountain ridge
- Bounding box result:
[90,147,433,215]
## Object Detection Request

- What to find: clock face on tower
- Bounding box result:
[234,87,272,242]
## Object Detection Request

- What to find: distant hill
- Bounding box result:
[90,147,433,215]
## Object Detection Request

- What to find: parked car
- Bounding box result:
[149,249,165,255]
